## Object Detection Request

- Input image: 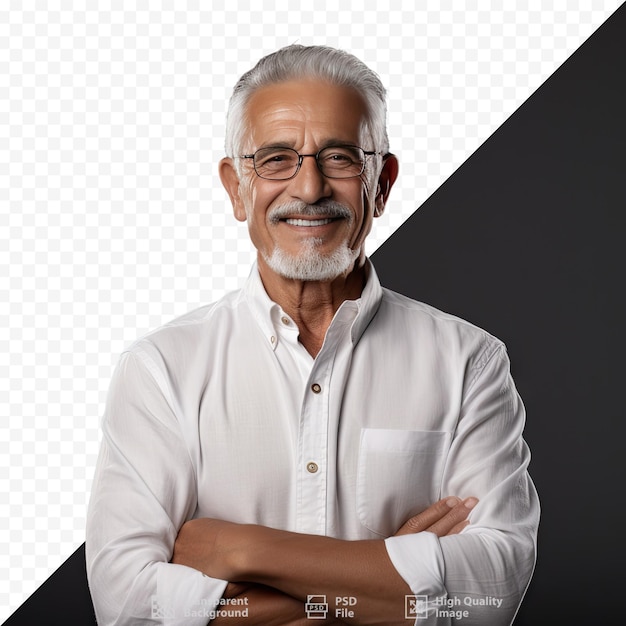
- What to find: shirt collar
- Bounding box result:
[242,260,384,351]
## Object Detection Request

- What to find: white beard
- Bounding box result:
[264,238,359,282]
[262,200,360,281]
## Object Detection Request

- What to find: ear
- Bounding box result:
[374,153,399,217]
[219,157,248,222]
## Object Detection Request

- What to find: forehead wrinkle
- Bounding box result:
[250,119,369,153]
[243,80,369,153]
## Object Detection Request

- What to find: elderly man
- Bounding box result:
[86,45,539,625]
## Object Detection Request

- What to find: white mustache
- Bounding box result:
[268,201,352,224]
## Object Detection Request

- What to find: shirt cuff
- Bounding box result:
[156,563,229,625]
[385,532,445,594]
[385,532,448,624]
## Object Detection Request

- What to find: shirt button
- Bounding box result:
[281,316,290,325]
[311,383,321,393]
[307,462,319,473]
[270,336,276,344]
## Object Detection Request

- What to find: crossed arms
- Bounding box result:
[86,341,539,625]
[171,497,477,625]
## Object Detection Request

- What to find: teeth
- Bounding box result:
[285,218,333,227]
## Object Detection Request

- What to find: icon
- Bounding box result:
[305,595,329,619]
[405,595,428,619]
[151,596,175,619]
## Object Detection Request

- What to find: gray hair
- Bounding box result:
[224,45,389,162]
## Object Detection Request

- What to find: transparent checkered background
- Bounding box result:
[0,1,621,620]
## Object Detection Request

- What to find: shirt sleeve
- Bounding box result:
[384,342,539,626]
[86,350,228,625]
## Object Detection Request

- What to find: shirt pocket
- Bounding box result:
[356,428,452,537]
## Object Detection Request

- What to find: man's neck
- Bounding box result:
[257,255,367,358]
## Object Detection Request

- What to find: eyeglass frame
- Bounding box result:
[237,145,383,181]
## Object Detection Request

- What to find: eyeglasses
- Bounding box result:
[238,145,381,180]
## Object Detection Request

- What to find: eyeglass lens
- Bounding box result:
[253,146,366,179]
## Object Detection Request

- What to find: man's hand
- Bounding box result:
[394,496,478,537]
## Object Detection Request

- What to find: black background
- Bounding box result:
[374,4,625,624]
[3,4,625,624]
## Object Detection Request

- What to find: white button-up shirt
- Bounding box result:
[86,262,539,626]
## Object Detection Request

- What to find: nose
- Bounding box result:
[287,154,332,204]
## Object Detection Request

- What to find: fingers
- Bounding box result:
[446,520,470,536]
[425,497,477,536]
[394,497,478,537]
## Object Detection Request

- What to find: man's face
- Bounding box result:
[220,79,396,282]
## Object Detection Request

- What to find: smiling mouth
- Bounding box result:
[283,217,336,227]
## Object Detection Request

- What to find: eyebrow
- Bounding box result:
[257,138,360,151]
